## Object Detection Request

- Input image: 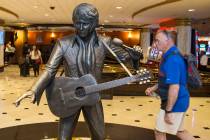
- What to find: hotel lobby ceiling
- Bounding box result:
[0,0,210,27]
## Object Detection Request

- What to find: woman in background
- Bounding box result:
[5,41,16,63]
[30,45,42,76]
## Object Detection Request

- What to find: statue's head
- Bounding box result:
[72,3,99,38]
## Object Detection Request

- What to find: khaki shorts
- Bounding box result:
[155,109,185,135]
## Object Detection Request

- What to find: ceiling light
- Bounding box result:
[104,20,109,23]
[33,5,38,8]
[45,13,49,17]
[51,32,55,38]
[116,6,122,9]
[188,9,195,12]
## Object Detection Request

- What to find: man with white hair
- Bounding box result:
[145,30,195,140]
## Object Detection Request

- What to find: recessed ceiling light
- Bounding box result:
[188,9,195,12]
[33,5,38,8]
[116,6,122,9]
[45,13,49,17]
[104,20,109,23]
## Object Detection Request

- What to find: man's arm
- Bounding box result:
[166,84,179,111]
[164,57,180,111]
[164,84,179,124]
[104,37,141,70]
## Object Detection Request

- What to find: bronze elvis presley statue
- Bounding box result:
[15,3,142,140]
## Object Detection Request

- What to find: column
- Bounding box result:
[0,27,4,72]
[176,19,192,55]
[140,28,151,63]
[14,29,28,59]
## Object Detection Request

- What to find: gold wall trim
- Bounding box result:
[0,6,19,19]
[141,28,150,32]
[176,19,192,26]
[132,0,182,19]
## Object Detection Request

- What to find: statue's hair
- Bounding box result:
[72,3,99,26]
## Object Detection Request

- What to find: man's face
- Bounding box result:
[74,19,93,38]
[153,32,168,52]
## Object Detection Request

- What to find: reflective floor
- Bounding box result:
[0,65,210,140]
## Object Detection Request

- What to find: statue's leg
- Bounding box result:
[82,101,105,140]
[58,110,81,140]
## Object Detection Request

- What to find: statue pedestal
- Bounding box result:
[0,122,179,140]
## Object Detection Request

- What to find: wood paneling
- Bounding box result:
[102,30,140,46]
[28,30,140,47]
[28,31,73,45]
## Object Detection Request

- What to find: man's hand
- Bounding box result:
[14,90,36,107]
[145,84,158,96]
[145,87,154,96]
[164,113,173,125]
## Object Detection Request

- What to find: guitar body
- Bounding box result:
[45,74,100,118]
[45,70,151,118]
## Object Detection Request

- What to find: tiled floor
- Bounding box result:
[0,65,210,140]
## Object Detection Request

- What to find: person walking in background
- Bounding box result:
[30,45,42,76]
[21,42,31,76]
[199,51,208,71]
[4,41,16,64]
[22,42,31,57]
[145,30,195,140]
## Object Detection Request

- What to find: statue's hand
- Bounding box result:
[127,46,143,61]
[14,90,35,107]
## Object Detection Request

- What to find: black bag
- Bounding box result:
[164,51,202,89]
[184,54,202,88]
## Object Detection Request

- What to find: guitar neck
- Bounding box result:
[84,76,138,94]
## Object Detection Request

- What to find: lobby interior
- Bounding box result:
[0,0,210,140]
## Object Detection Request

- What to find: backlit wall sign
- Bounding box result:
[198,36,210,41]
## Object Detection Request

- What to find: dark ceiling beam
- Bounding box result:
[132,0,182,19]
[29,24,73,27]
[28,24,143,29]
[0,6,19,19]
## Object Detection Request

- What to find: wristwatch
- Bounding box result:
[165,110,172,114]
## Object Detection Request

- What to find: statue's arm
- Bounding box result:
[31,40,64,105]
[103,37,134,68]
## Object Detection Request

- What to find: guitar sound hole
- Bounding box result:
[75,87,86,97]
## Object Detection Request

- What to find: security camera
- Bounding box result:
[202,21,206,24]
[50,6,55,10]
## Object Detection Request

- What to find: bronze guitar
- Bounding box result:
[45,70,151,118]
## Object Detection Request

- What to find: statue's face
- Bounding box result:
[74,18,93,38]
